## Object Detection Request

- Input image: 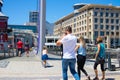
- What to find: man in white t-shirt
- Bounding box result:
[56,26,80,80]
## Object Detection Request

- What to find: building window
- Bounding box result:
[85,32,86,36]
[100,18,103,23]
[101,8,104,10]
[94,12,98,16]
[94,18,98,23]
[94,24,98,29]
[80,22,81,26]
[110,13,114,17]
[100,12,103,17]
[115,13,119,17]
[116,26,119,30]
[84,20,86,24]
[74,24,76,28]
[105,12,109,17]
[111,32,114,35]
[111,19,114,24]
[89,19,91,23]
[111,25,114,30]
[100,31,104,36]
[82,21,84,25]
[106,8,109,10]
[94,31,98,36]
[106,19,109,23]
[100,25,104,29]
[80,16,81,19]
[116,19,119,24]
[116,32,119,36]
[106,32,109,35]
[106,25,109,30]
[95,8,100,10]
[74,18,76,22]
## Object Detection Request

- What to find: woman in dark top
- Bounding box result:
[24,40,30,57]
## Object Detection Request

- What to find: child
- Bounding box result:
[42,46,48,68]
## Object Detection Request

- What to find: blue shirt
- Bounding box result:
[77,43,86,56]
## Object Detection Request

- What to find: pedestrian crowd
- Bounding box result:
[56,26,106,80]
[15,26,106,80]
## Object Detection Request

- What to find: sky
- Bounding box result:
[2,0,120,25]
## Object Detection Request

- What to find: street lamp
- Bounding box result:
[114,26,116,48]
[37,0,46,59]
[119,24,120,46]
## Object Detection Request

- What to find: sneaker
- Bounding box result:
[93,77,99,80]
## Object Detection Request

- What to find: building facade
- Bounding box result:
[8,25,37,33]
[54,4,120,46]
[29,11,38,23]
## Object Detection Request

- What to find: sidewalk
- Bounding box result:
[0,53,120,80]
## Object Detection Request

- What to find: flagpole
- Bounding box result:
[37,0,46,60]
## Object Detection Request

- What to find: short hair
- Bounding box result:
[43,46,47,50]
[65,26,72,33]
[97,36,103,43]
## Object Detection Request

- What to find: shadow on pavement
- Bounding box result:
[46,65,54,68]
[48,57,62,60]
[106,78,115,80]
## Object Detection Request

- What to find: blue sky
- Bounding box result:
[2,0,120,25]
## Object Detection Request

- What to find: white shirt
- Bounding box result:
[60,34,77,59]
[42,49,47,55]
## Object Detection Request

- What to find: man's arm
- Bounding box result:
[56,39,62,46]
[56,34,65,46]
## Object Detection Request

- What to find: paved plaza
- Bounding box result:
[0,51,120,80]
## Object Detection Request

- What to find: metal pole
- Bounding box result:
[108,52,112,70]
[37,0,46,59]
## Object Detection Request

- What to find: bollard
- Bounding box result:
[108,52,112,70]
[108,52,116,71]
[117,52,120,67]
[119,60,120,67]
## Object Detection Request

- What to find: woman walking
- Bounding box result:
[93,36,106,80]
[75,36,90,80]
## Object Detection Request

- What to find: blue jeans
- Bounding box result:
[62,59,80,80]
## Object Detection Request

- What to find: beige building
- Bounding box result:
[54,3,120,46]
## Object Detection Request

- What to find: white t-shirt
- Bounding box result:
[42,49,47,55]
[60,34,77,59]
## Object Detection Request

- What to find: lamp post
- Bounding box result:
[37,0,46,59]
[114,26,116,48]
[118,24,120,47]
